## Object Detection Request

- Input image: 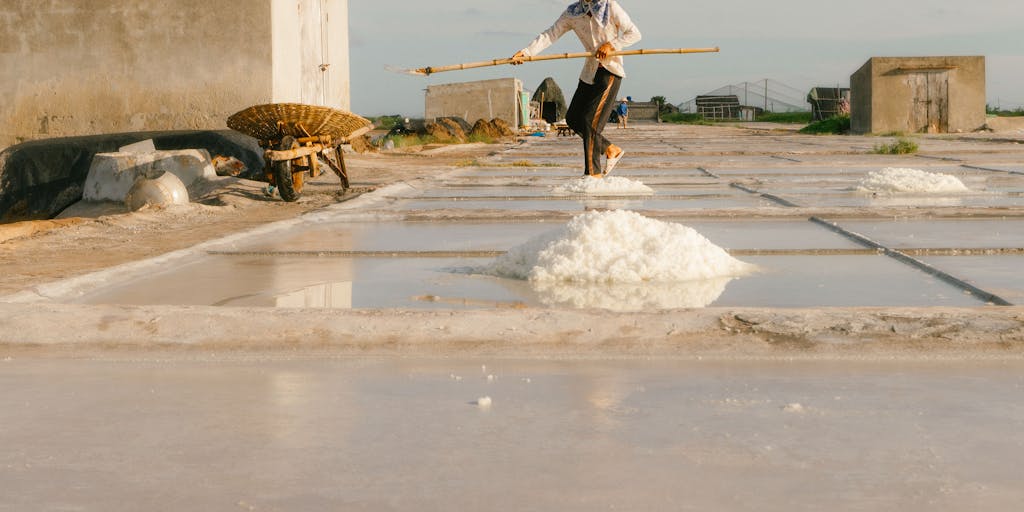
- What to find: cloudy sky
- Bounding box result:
[349,0,1024,116]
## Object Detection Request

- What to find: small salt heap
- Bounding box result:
[551,176,654,196]
[857,168,969,194]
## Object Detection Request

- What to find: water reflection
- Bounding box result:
[530,277,735,311]
[216,280,354,309]
[864,195,965,207]
[274,281,353,308]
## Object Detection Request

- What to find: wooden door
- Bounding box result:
[909,72,949,133]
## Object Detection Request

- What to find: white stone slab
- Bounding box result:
[83,149,215,202]
[118,139,156,153]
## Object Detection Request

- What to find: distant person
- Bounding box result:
[511,0,641,177]
[616,99,629,128]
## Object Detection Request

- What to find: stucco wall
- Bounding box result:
[0,0,275,149]
[0,0,352,150]
[425,79,523,127]
[850,60,873,135]
[850,56,985,135]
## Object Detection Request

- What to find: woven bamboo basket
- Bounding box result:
[227,103,372,142]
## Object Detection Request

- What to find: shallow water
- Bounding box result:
[4,358,1023,511]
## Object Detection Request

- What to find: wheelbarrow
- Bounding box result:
[227,103,373,202]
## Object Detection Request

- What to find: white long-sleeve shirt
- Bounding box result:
[519,1,641,84]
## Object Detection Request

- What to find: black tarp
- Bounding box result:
[0,130,262,222]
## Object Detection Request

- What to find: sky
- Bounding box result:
[349,0,1024,117]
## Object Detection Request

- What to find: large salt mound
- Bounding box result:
[551,176,654,195]
[485,210,754,283]
[857,167,969,194]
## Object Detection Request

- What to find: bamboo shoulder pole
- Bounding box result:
[412,47,719,76]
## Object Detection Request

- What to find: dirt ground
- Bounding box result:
[0,141,502,296]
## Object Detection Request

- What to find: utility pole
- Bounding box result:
[764,79,768,113]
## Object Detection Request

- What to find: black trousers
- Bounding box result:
[566,67,622,175]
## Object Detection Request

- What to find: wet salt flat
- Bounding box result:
[9,125,1024,512]
[4,358,1023,511]
[225,218,860,253]
[841,219,1024,249]
[56,124,1024,309]
[71,253,985,310]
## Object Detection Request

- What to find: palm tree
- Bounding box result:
[650,96,667,113]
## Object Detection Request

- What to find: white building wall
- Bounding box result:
[1,0,352,150]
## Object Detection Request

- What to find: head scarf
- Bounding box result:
[566,0,611,27]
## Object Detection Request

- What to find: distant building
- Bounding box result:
[696,95,741,120]
[0,0,352,149]
[850,56,985,134]
[623,101,660,122]
[425,78,525,128]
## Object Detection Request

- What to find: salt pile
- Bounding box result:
[551,176,654,195]
[857,168,969,194]
[485,210,754,284]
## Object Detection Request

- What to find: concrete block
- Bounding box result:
[985,117,1024,133]
[119,139,156,153]
[83,149,216,202]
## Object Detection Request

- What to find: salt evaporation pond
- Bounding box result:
[550,176,654,195]
[856,168,969,194]
[484,210,754,285]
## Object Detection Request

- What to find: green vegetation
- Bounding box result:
[798,115,850,135]
[756,112,812,123]
[455,159,559,168]
[368,115,403,130]
[873,137,919,155]
[377,132,497,149]
[650,95,668,113]
[660,112,714,125]
[986,105,1024,117]
[378,134,436,148]
[466,133,496,144]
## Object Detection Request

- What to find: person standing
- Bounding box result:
[617,99,629,129]
[512,1,641,177]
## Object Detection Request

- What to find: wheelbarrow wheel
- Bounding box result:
[272,136,303,202]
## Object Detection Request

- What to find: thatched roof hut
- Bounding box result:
[532,77,567,123]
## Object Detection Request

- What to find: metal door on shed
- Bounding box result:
[907,71,949,134]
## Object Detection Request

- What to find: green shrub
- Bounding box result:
[466,133,496,144]
[873,138,919,155]
[798,115,850,134]
[369,115,403,130]
[757,112,812,123]
[379,134,436,148]
[661,112,713,125]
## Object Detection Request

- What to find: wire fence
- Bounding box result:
[678,79,810,116]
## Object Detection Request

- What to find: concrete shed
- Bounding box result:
[0,0,351,150]
[850,56,985,134]
[425,78,524,128]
